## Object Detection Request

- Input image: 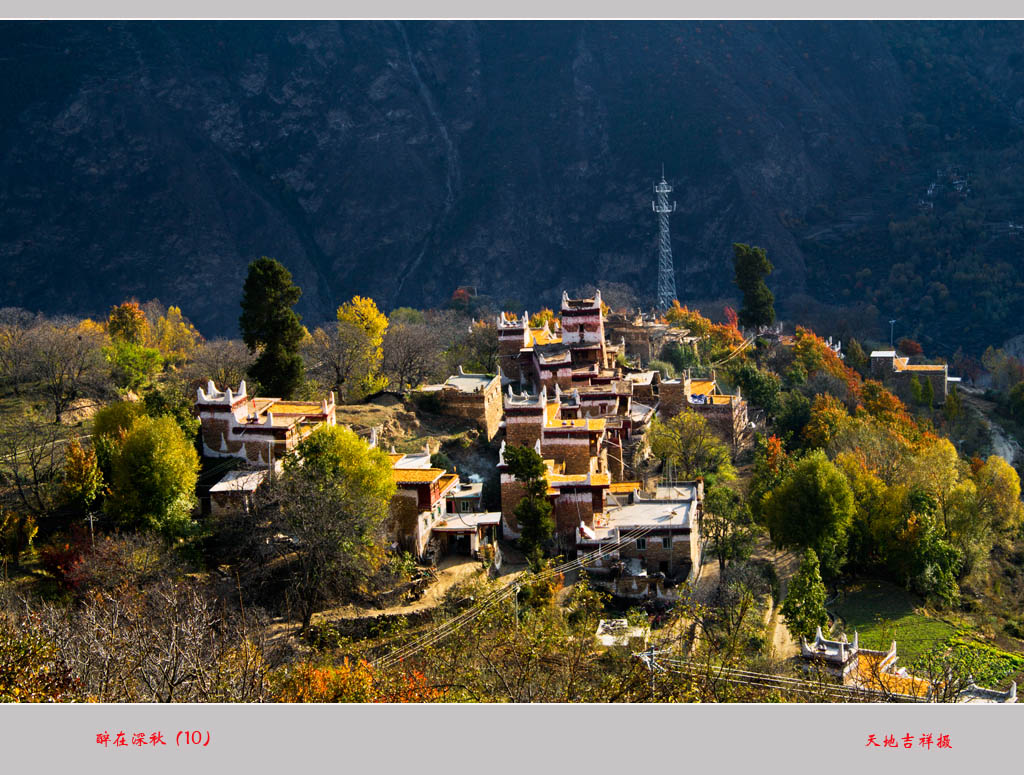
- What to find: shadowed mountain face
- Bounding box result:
[2,21,1023,351]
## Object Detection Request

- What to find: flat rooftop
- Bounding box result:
[432,512,501,532]
[443,373,496,392]
[209,468,268,493]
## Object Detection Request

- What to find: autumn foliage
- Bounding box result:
[272,658,441,703]
[792,326,862,400]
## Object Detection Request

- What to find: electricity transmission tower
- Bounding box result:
[653,167,677,311]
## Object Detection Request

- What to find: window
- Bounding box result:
[635,538,646,550]
[662,536,672,549]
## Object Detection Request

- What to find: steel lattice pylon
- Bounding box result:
[653,169,677,311]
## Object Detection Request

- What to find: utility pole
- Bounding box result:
[653,167,678,311]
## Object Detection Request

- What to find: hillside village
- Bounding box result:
[2,248,1024,703]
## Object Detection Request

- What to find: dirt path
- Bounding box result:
[752,539,800,661]
[312,555,487,623]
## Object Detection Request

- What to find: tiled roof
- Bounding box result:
[392,467,445,484]
[690,379,716,395]
[609,481,642,494]
[529,328,562,347]
[271,401,328,415]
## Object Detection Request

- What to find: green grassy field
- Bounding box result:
[834,580,957,662]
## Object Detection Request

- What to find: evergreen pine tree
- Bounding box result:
[239,257,306,398]
[732,243,776,330]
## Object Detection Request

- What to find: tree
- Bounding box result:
[781,549,829,640]
[732,243,775,330]
[944,385,963,422]
[25,575,272,702]
[383,318,446,391]
[62,439,104,514]
[504,444,554,567]
[732,363,780,414]
[142,381,201,442]
[663,301,712,336]
[92,400,147,440]
[104,339,164,392]
[660,341,698,373]
[177,338,254,394]
[897,337,923,356]
[760,450,855,579]
[239,257,306,399]
[0,307,37,394]
[26,318,110,422]
[773,391,812,445]
[845,338,869,376]
[269,425,396,631]
[104,415,199,537]
[0,509,38,569]
[152,305,203,365]
[0,410,69,517]
[703,485,756,575]
[107,301,149,345]
[649,411,735,484]
[305,296,389,402]
[972,455,1024,536]
[802,394,851,450]
[921,376,934,409]
[0,627,78,702]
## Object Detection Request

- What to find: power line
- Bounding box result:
[374,525,658,669]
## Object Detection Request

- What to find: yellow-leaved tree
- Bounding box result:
[304,295,389,402]
[153,305,203,365]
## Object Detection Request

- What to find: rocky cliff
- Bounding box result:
[2,21,1022,351]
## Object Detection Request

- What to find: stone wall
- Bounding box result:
[618,530,694,578]
[436,378,503,440]
[658,380,690,417]
[541,436,593,475]
[505,411,543,449]
[552,489,595,535]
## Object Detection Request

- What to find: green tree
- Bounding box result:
[760,450,855,579]
[660,341,698,372]
[909,374,923,405]
[733,363,781,414]
[104,339,164,392]
[647,359,677,379]
[703,485,756,575]
[273,425,396,631]
[773,391,812,446]
[732,243,775,330]
[944,385,963,422]
[504,444,554,567]
[845,338,869,376]
[239,257,305,398]
[104,415,199,537]
[781,549,829,640]
[921,376,934,409]
[142,381,201,442]
[649,411,735,484]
